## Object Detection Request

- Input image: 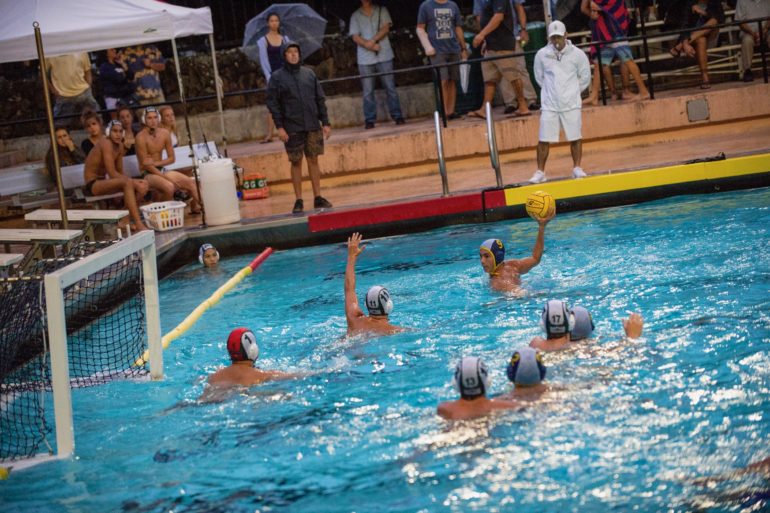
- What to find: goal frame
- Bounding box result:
[43,230,162,459]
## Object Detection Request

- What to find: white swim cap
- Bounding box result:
[454,356,490,399]
[198,243,219,265]
[506,346,546,385]
[570,306,595,341]
[540,299,575,338]
[141,106,159,125]
[105,120,123,136]
[366,285,393,316]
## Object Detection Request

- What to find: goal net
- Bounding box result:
[0,231,161,464]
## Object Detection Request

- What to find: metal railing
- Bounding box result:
[432,111,449,197]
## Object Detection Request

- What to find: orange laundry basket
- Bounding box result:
[241,173,269,200]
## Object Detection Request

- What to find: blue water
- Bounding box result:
[2,188,770,513]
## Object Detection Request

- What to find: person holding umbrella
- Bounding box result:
[349,0,406,130]
[257,12,290,143]
[266,43,333,214]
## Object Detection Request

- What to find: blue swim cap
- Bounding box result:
[366,286,393,316]
[540,299,575,339]
[570,306,595,341]
[454,356,490,399]
[480,239,505,268]
[506,346,546,385]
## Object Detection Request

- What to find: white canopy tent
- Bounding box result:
[0,0,226,226]
[0,0,176,62]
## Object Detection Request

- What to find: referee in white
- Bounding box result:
[529,20,591,184]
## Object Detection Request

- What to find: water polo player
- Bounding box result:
[344,232,404,335]
[530,299,576,351]
[479,209,555,292]
[199,243,220,268]
[437,356,520,420]
[200,327,299,402]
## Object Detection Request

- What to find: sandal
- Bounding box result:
[700,81,711,89]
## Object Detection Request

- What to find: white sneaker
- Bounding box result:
[572,166,587,178]
[528,170,547,184]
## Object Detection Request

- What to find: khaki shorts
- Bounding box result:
[285,129,325,163]
[481,45,529,86]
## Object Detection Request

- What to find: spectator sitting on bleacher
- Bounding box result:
[159,105,178,147]
[669,0,724,89]
[117,106,138,156]
[735,0,770,82]
[98,48,133,119]
[80,110,104,156]
[46,126,86,183]
[135,107,201,214]
[583,0,650,103]
[83,120,149,232]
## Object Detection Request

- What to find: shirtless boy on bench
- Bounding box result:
[83,120,149,231]
[135,107,201,214]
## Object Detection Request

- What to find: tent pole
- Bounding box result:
[171,37,206,226]
[208,33,228,157]
[34,23,68,230]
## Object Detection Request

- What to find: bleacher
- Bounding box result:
[569,9,762,89]
[0,141,218,211]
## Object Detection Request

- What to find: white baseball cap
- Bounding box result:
[548,20,567,37]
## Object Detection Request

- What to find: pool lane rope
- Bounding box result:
[134,247,274,367]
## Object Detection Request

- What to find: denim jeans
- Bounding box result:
[358,60,403,124]
[53,89,100,126]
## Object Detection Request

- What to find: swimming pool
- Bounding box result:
[2,188,769,512]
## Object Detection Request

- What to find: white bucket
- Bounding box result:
[198,158,241,226]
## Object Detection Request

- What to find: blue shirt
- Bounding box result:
[417,0,463,55]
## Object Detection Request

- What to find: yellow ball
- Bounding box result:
[525,191,556,220]
[0,466,9,480]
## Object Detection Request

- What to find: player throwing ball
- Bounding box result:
[479,207,555,293]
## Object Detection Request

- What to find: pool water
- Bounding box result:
[2,188,769,512]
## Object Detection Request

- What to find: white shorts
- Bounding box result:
[538,109,582,143]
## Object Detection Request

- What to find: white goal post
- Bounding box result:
[43,230,162,459]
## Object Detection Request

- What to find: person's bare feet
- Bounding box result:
[623,91,640,101]
[468,110,486,120]
[682,41,696,57]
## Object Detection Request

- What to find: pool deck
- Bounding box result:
[150,80,770,276]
